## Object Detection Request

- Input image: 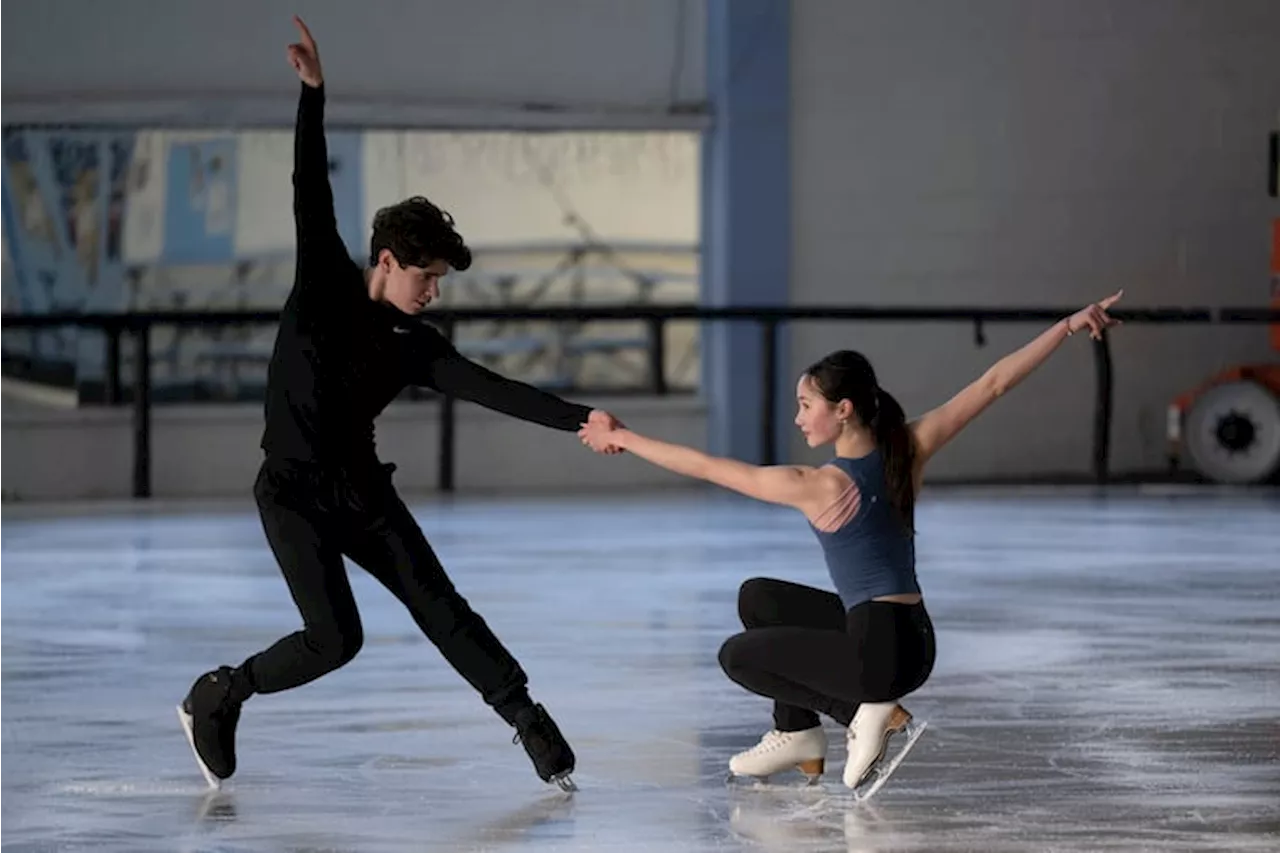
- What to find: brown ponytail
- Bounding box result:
[871,386,915,530]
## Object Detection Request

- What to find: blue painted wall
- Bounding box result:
[701,0,791,463]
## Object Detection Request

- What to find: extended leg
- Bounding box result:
[342,490,575,788]
[342,494,529,717]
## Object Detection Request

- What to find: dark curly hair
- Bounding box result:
[368,196,472,272]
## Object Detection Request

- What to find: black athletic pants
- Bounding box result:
[241,458,531,724]
[718,577,936,732]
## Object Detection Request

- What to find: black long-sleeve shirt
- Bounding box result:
[261,83,592,468]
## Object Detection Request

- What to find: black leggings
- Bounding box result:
[718,577,936,732]
[242,459,530,722]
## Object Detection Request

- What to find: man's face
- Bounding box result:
[381,252,449,314]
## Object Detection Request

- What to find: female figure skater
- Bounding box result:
[579,293,1123,792]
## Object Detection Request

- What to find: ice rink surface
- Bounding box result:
[3,486,1278,851]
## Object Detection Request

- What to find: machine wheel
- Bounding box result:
[1184,380,1280,484]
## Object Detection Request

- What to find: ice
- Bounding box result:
[3,487,1279,851]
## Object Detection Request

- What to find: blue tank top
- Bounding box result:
[809,450,921,610]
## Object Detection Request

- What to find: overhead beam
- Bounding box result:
[2,95,711,132]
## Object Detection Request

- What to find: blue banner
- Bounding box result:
[163,138,237,263]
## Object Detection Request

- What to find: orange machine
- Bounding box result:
[1166,214,1280,483]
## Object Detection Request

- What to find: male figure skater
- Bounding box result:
[179,16,619,792]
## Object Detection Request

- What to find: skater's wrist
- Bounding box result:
[608,428,636,448]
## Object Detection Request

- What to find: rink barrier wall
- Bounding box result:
[3,304,1279,499]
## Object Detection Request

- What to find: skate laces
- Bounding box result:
[745,730,790,755]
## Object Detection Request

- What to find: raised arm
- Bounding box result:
[579,424,842,514]
[910,291,1123,466]
[287,17,340,250]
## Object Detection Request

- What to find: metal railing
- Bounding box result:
[4,305,1278,497]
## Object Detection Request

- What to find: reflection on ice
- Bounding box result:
[3,489,1278,851]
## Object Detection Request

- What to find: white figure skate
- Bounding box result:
[843,702,927,801]
[726,725,828,785]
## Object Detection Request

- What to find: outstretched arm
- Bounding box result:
[414,336,621,440]
[424,350,589,430]
[579,425,834,511]
[287,17,340,252]
[911,291,1123,466]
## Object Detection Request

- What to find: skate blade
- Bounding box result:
[725,770,824,788]
[176,705,222,791]
[853,720,927,803]
[551,772,578,793]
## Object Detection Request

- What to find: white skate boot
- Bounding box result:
[727,725,828,784]
[842,702,927,800]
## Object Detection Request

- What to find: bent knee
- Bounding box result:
[717,632,752,678]
[737,577,776,627]
[305,623,364,670]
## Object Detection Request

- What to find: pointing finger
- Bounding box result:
[293,16,317,52]
[1098,289,1124,310]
